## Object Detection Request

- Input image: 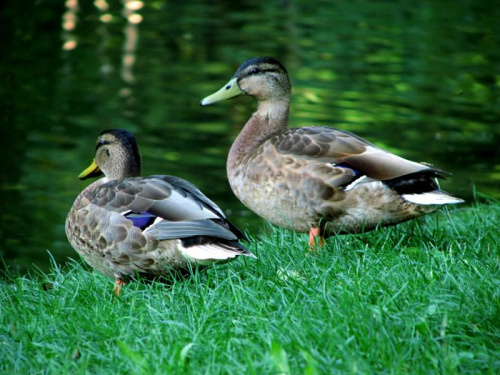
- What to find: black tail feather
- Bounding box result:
[383,169,447,195]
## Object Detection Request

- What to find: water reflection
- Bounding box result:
[0,0,498,275]
[62,0,78,51]
[121,0,143,84]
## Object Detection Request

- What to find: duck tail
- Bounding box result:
[384,169,465,206]
[401,190,465,205]
[179,238,256,265]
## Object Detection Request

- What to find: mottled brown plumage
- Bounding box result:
[201,57,464,241]
[66,129,253,289]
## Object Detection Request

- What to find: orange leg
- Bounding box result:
[308,227,324,251]
[114,279,126,296]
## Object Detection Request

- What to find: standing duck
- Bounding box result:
[66,129,254,293]
[201,57,464,246]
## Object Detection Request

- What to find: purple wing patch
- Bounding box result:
[124,211,157,230]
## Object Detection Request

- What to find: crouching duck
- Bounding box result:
[201,57,464,247]
[66,129,254,294]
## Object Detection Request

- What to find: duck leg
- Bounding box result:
[308,227,324,250]
[114,278,126,296]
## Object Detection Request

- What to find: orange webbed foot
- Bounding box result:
[308,227,324,252]
[114,279,126,296]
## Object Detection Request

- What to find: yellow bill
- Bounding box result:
[200,78,242,106]
[78,159,102,180]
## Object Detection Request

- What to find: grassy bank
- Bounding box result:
[1,202,499,374]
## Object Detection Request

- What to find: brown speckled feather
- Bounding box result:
[271,127,439,180]
[89,177,221,221]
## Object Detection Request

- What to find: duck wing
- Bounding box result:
[149,175,247,240]
[91,177,220,220]
[87,176,247,241]
[271,127,444,180]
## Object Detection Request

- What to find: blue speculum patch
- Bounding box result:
[124,212,157,230]
[335,162,362,177]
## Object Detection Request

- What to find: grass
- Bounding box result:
[1,202,499,374]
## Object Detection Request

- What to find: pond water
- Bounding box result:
[1,0,499,275]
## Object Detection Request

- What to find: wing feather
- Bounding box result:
[144,219,238,241]
[271,127,438,180]
[88,177,223,221]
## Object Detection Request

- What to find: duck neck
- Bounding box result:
[227,98,290,173]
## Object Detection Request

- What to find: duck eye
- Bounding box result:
[249,68,261,75]
[95,139,108,152]
[105,149,110,157]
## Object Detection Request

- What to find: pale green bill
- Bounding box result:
[200,78,242,106]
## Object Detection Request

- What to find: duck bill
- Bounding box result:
[78,159,102,180]
[200,78,242,106]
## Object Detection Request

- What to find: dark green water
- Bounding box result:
[1,0,499,274]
